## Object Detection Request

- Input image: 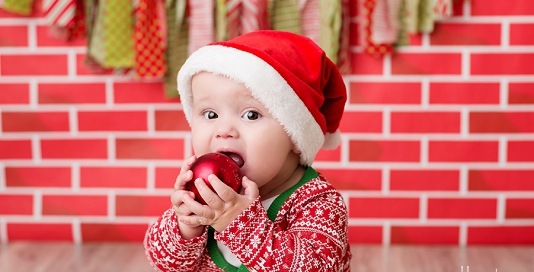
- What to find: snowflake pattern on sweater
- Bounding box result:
[144,167,351,271]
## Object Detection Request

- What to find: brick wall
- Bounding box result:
[1,0,533,245]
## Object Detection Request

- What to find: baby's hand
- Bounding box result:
[181,175,259,232]
[170,156,205,239]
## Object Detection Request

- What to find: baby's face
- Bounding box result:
[190,72,299,188]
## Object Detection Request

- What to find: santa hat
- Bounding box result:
[177,30,347,166]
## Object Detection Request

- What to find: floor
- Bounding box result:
[1,242,533,272]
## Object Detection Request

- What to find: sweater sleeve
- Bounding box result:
[215,180,351,272]
[144,208,209,272]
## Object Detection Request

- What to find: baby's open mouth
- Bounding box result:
[221,152,245,168]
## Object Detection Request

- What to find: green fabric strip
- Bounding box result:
[102,0,135,68]
[3,0,34,15]
[163,0,188,98]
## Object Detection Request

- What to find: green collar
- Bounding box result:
[207,167,318,272]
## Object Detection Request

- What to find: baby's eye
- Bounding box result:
[243,110,261,120]
[203,111,218,119]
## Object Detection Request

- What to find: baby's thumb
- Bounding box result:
[241,176,259,200]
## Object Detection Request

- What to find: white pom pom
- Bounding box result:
[322,130,341,150]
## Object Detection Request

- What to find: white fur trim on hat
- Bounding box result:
[177,45,324,165]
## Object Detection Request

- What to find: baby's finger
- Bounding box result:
[178,214,209,226]
[242,176,260,201]
[208,174,238,204]
[174,156,197,190]
[182,192,216,222]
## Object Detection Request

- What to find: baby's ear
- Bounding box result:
[291,144,301,155]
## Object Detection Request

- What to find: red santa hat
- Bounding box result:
[177,30,347,166]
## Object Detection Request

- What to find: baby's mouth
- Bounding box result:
[220,152,245,168]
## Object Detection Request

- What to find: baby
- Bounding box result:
[144,30,351,271]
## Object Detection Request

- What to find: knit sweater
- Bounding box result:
[144,167,351,271]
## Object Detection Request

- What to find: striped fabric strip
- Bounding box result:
[241,0,268,34]
[300,0,319,44]
[269,0,301,34]
[433,0,452,20]
[371,0,402,44]
[42,0,76,27]
[188,0,214,54]
[226,0,242,39]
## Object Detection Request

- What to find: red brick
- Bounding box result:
[470,112,534,133]
[41,139,107,159]
[114,82,180,103]
[116,138,184,160]
[408,33,423,46]
[0,140,32,159]
[316,169,382,191]
[78,111,147,131]
[430,23,500,46]
[391,111,461,133]
[314,147,341,162]
[349,140,420,162]
[1,54,68,75]
[429,82,500,104]
[0,83,30,104]
[468,226,534,245]
[5,167,71,187]
[155,110,190,131]
[391,226,459,244]
[349,82,421,104]
[506,198,534,219]
[0,25,28,47]
[0,194,33,215]
[508,141,534,162]
[391,53,462,75]
[428,141,499,162]
[348,226,382,244]
[81,223,148,242]
[427,198,497,219]
[349,197,419,218]
[471,53,534,75]
[509,83,534,104]
[115,195,170,216]
[339,111,382,133]
[155,167,180,189]
[7,223,73,241]
[75,54,114,75]
[42,195,107,216]
[510,23,534,45]
[469,170,534,191]
[390,170,460,191]
[38,83,106,104]
[471,0,534,16]
[36,25,86,47]
[2,111,69,132]
[350,53,384,75]
[80,167,147,188]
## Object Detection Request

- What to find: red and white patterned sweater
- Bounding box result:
[144,167,351,271]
